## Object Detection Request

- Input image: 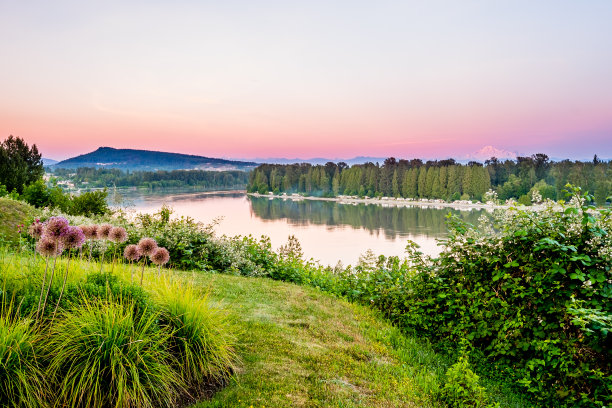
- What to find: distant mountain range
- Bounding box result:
[42,158,58,166]
[249,147,519,165]
[248,156,389,165]
[53,147,257,171]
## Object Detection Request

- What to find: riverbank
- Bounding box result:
[249,192,511,211]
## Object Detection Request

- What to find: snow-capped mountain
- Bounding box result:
[465,146,518,162]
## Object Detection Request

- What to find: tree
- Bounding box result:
[0,135,44,193]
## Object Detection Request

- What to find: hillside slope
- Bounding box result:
[54,147,257,171]
[188,273,530,408]
[0,198,36,242]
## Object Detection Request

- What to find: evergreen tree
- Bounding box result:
[0,135,44,193]
[391,169,400,197]
[417,167,427,198]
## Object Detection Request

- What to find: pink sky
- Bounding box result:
[1,1,611,160]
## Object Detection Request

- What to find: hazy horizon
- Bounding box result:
[2,1,611,160]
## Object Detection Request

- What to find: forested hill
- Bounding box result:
[248,155,611,205]
[54,147,257,171]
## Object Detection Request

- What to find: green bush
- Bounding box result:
[21,180,50,208]
[440,354,491,408]
[69,190,109,216]
[397,188,611,406]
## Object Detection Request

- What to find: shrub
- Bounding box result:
[69,189,109,216]
[440,354,490,408]
[44,297,182,408]
[399,188,612,406]
[21,180,50,208]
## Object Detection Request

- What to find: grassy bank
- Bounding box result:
[0,197,36,242]
[187,271,533,408]
[1,247,532,407]
[4,191,607,406]
[188,273,443,408]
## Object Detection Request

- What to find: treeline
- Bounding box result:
[53,167,250,189]
[248,155,611,204]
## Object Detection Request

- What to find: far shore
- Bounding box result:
[248,192,513,211]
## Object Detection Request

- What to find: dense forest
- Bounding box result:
[248,154,611,205]
[53,167,249,189]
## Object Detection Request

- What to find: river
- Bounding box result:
[111,188,485,266]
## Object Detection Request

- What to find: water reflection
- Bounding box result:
[248,196,484,240]
[117,190,485,266]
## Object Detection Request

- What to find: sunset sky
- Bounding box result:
[1,0,611,161]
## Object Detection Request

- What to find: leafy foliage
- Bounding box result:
[0,135,43,194]
[440,355,491,408]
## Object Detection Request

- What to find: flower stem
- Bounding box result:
[51,249,72,323]
[40,255,59,320]
[35,256,50,320]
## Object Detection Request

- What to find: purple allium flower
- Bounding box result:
[97,224,113,240]
[123,244,141,262]
[60,226,86,249]
[43,217,69,239]
[79,225,96,240]
[137,237,158,257]
[150,247,170,266]
[109,226,128,243]
[28,221,44,239]
[89,224,99,239]
[36,237,63,257]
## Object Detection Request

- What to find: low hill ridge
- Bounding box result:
[54,147,257,171]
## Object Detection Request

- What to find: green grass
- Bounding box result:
[184,271,531,408]
[0,197,36,243]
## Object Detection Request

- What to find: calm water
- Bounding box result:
[112,188,485,266]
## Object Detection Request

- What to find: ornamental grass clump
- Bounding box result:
[0,305,46,407]
[137,237,158,284]
[45,297,182,408]
[154,280,236,386]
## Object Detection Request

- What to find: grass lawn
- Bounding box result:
[186,271,531,408]
[187,272,443,408]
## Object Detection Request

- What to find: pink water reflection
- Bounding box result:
[122,191,442,266]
